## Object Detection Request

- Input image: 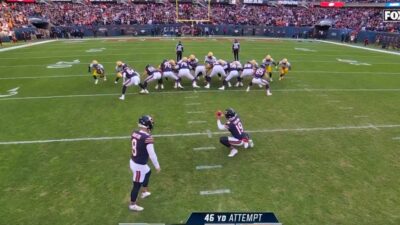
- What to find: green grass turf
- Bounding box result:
[0,37,400,225]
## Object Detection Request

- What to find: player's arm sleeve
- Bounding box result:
[146,144,160,170]
[217,119,227,130]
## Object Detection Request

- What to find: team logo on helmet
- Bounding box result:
[138,115,154,130]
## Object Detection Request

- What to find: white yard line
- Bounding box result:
[1,124,400,145]
[196,165,223,170]
[339,107,354,110]
[327,100,341,103]
[1,88,400,102]
[0,40,56,52]
[354,115,369,118]
[188,121,207,124]
[200,189,231,195]
[193,146,216,151]
[392,137,400,140]
[206,129,213,138]
[184,96,199,99]
[186,111,205,114]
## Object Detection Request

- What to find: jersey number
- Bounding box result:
[131,139,137,157]
[235,121,244,134]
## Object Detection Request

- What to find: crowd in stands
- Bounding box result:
[0,1,399,36]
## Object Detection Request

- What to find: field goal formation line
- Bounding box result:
[175,0,211,23]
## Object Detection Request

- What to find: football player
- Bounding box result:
[216,108,254,157]
[237,60,257,87]
[129,115,161,211]
[278,58,291,80]
[88,60,106,85]
[219,61,242,91]
[176,57,200,89]
[115,61,127,84]
[158,59,181,89]
[139,65,163,94]
[188,54,206,80]
[205,59,227,89]
[246,64,272,96]
[204,52,217,75]
[119,65,141,100]
[262,55,277,81]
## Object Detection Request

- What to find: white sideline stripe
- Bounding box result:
[196,165,222,170]
[2,70,400,80]
[188,121,207,124]
[193,146,216,151]
[200,189,231,195]
[354,115,369,118]
[392,137,400,140]
[368,123,380,131]
[318,40,400,56]
[184,96,198,99]
[186,111,205,114]
[0,40,56,52]
[1,124,400,145]
[2,88,400,102]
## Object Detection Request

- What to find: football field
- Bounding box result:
[1,37,400,225]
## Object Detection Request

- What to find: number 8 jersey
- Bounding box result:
[131,130,154,165]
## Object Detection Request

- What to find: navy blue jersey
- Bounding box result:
[131,130,154,165]
[123,67,138,79]
[188,59,199,70]
[225,116,246,139]
[161,61,174,72]
[254,67,266,78]
[146,66,158,75]
[178,61,189,70]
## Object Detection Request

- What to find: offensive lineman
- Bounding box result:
[246,64,272,96]
[237,59,258,87]
[176,57,200,88]
[205,59,227,89]
[119,65,141,100]
[88,60,106,84]
[219,61,242,90]
[129,115,161,211]
[159,59,181,89]
[216,108,254,157]
[139,65,163,94]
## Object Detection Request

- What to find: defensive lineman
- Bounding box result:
[88,60,106,84]
[216,108,254,157]
[129,115,161,211]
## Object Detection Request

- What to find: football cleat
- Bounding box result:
[267,90,272,96]
[218,86,225,91]
[204,84,210,89]
[129,204,144,211]
[140,89,147,94]
[235,82,240,87]
[249,139,254,148]
[160,84,164,89]
[141,191,151,199]
[228,82,232,87]
[119,95,125,100]
[178,83,184,89]
[228,149,238,157]
[95,79,98,85]
[258,84,263,88]
[243,141,249,149]
[239,82,244,87]
[155,85,159,90]
[246,86,250,92]
[114,81,118,84]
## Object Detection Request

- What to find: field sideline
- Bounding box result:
[1,37,400,225]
